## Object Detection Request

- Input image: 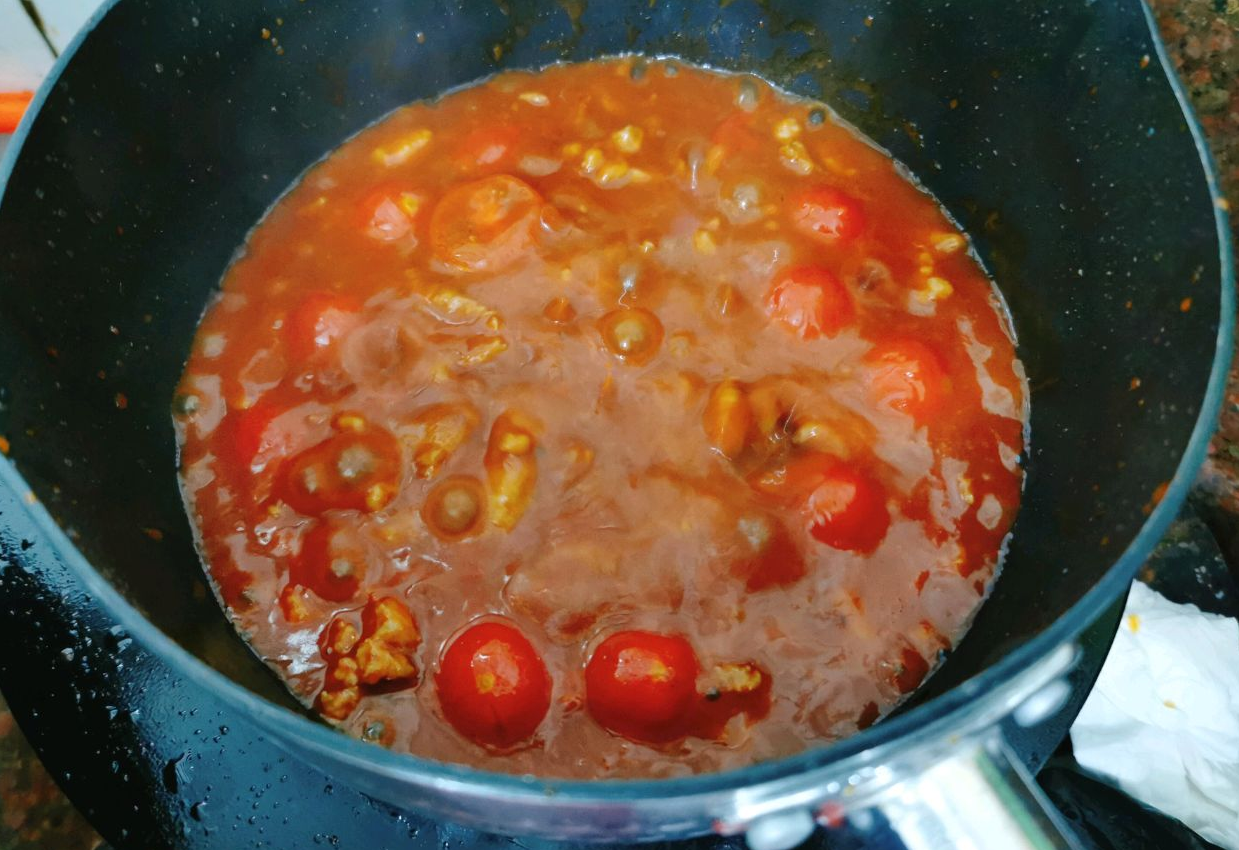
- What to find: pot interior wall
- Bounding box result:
[0,0,1222,717]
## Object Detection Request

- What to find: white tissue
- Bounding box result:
[1070,580,1239,849]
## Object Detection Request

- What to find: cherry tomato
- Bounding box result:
[750,453,890,553]
[890,645,929,694]
[791,186,866,244]
[453,126,521,171]
[748,451,835,506]
[429,174,541,272]
[436,620,552,749]
[585,631,699,743]
[765,265,855,340]
[865,339,949,421]
[731,514,806,592]
[291,521,367,602]
[359,187,422,242]
[229,397,285,471]
[804,464,890,553]
[277,414,401,515]
[284,292,360,363]
[421,475,485,540]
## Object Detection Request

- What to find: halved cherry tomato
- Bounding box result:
[865,339,949,422]
[291,521,367,602]
[585,631,699,743]
[765,265,855,340]
[284,292,360,363]
[436,620,551,749]
[731,514,806,592]
[429,174,541,272]
[750,453,890,553]
[276,414,401,515]
[422,475,485,540]
[791,186,866,244]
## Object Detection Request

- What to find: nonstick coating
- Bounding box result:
[0,0,1231,834]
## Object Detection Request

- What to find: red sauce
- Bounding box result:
[174,58,1027,778]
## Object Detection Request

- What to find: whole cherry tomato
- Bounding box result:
[791,186,866,244]
[765,265,855,340]
[436,620,552,749]
[585,631,699,743]
[751,453,890,553]
[865,339,949,422]
[291,520,367,602]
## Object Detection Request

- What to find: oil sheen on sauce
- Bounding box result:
[173,58,1028,779]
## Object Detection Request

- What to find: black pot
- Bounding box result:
[0,0,1231,846]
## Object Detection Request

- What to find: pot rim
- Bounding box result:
[0,0,1232,807]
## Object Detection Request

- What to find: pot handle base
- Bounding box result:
[876,734,1084,850]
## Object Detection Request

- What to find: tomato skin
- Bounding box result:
[765,265,855,340]
[750,453,890,553]
[436,621,552,749]
[791,186,866,244]
[865,339,949,422]
[585,631,699,743]
[284,292,361,363]
[358,185,423,243]
[276,415,401,515]
[291,521,368,602]
[429,174,542,272]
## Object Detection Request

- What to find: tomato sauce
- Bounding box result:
[173,58,1028,778]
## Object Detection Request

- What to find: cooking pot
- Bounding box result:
[0,0,1231,847]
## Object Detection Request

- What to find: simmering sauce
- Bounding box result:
[174,58,1027,778]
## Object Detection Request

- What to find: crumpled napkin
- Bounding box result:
[1070,581,1239,849]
